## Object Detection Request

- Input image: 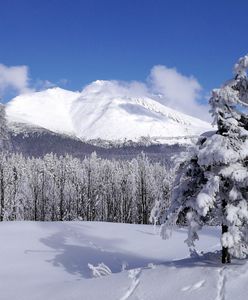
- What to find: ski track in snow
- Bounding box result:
[181,279,205,292]
[119,268,142,300]
[215,267,226,300]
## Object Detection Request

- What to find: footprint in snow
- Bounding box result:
[181,280,205,292]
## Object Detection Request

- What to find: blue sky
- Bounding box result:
[1,0,248,118]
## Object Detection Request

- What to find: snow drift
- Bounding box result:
[6,81,212,142]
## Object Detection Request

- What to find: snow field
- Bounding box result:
[1,221,247,300]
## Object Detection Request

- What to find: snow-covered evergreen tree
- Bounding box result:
[161,54,248,263]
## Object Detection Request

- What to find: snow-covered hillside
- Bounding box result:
[1,221,247,300]
[6,88,80,135]
[6,82,212,142]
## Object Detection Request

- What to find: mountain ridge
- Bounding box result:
[5,83,212,143]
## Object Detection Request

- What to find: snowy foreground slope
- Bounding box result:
[0,222,247,300]
[6,83,212,142]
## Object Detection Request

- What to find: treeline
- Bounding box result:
[0,152,171,224]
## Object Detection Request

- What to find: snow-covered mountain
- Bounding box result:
[6,81,212,143]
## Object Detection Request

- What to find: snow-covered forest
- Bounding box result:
[0,152,171,223]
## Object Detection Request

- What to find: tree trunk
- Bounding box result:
[222,196,231,264]
[222,224,231,264]
[59,189,64,221]
[0,168,4,221]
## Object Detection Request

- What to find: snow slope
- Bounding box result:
[6,88,80,135]
[6,82,212,142]
[1,221,247,300]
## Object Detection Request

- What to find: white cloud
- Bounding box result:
[0,64,32,97]
[0,63,70,100]
[58,78,69,86]
[148,65,209,120]
[34,78,70,91]
[34,79,56,90]
[81,79,148,99]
